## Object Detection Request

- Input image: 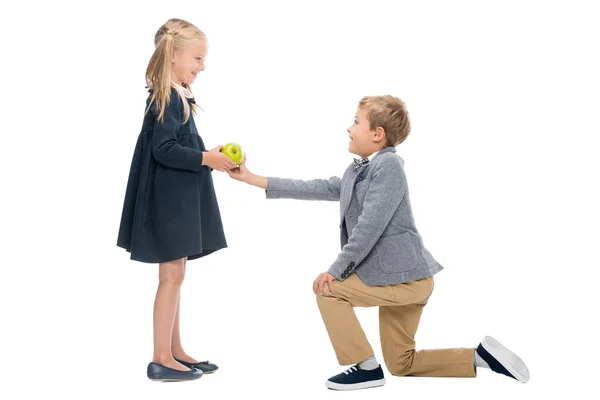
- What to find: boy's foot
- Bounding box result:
[175,358,219,374]
[325,364,385,390]
[476,336,530,383]
[147,362,203,382]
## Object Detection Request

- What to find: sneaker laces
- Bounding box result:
[343,365,359,375]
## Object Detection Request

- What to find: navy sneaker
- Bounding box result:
[325,364,385,390]
[476,336,530,383]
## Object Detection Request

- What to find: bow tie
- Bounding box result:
[353,158,369,171]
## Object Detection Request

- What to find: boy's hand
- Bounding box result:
[313,272,336,295]
[227,154,250,182]
[203,146,237,172]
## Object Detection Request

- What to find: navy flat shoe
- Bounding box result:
[174,359,219,374]
[147,362,203,382]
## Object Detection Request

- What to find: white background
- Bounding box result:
[1,0,599,399]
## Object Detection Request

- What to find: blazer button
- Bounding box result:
[349,262,355,267]
[341,272,347,279]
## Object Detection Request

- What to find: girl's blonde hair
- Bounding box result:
[145,18,206,123]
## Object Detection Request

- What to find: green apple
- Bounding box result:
[220,143,244,165]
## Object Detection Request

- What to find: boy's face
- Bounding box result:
[347,107,386,158]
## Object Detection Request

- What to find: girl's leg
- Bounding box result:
[152,257,189,371]
[171,258,200,363]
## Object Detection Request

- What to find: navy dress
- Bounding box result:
[117,88,227,263]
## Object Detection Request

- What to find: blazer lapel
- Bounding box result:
[340,165,368,223]
[339,147,397,224]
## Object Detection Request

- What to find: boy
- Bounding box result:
[228,96,530,390]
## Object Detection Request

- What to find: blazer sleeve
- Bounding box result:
[265,176,342,201]
[151,92,204,172]
[328,156,406,280]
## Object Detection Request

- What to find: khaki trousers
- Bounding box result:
[316,274,476,377]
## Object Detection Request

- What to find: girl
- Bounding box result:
[117,18,237,382]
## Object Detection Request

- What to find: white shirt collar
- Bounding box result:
[366,150,380,161]
[172,82,194,99]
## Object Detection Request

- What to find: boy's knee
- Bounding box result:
[388,364,410,377]
[385,350,414,376]
[315,285,337,301]
[315,290,337,309]
[315,292,329,304]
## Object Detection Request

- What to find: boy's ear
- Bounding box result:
[373,127,386,143]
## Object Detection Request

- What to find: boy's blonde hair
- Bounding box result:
[358,95,411,146]
[145,18,206,123]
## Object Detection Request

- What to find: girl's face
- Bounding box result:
[172,39,207,86]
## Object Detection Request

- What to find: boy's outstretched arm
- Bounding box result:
[228,155,342,201]
[266,176,341,201]
[244,172,269,190]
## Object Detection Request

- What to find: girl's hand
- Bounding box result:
[203,146,237,172]
[227,154,251,182]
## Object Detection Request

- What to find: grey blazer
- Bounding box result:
[266,146,443,286]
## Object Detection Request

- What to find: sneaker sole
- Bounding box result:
[326,378,385,391]
[481,336,530,383]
